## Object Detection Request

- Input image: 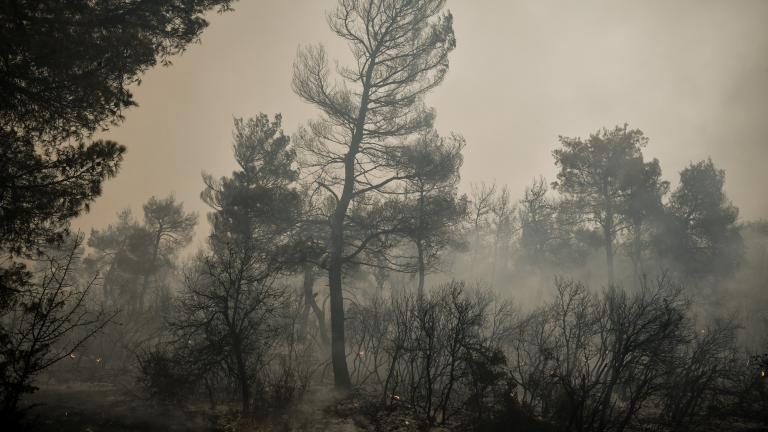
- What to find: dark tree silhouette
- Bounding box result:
[654,159,742,279]
[1,0,233,258]
[292,0,456,390]
[87,209,153,314]
[202,114,299,246]
[139,196,198,311]
[517,177,558,268]
[87,196,196,314]
[398,131,466,296]
[467,182,497,277]
[173,241,287,415]
[552,124,650,283]
[191,114,301,413]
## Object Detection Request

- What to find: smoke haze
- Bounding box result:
[74,0,768,243]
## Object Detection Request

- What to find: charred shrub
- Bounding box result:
[380,281,515,427]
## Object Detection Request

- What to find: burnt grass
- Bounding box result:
[16,382,767,432]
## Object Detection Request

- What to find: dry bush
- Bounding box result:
[347,281,517,428]
[505,276,749,432]
[0,235,112,421]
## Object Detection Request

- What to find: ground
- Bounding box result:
[17,383,768,432]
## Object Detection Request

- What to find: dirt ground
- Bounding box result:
[20,383,215,432]
[16,383,768,432]
[17,383,451,432]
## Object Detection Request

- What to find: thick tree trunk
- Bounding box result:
[328,235,351,389]
[326,54,375,391]
[328,200,352,390]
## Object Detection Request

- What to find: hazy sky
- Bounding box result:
[76,0,768,246]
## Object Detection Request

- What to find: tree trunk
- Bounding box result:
[631,223,642,288]
[302,263,328,345]
[232,338,250,413]
[602,181,616,285]
[417,240,426,298]
[140,228,162,311]
[605,232,615,285]
[326,53,375,391]
[328,248,351,389]
[604,203,615,285]
[329,206,351,390]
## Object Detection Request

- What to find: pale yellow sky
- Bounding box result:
[75,0,768,247]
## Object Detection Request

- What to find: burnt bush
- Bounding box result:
[504,276,750,432]
[348,281,519,428]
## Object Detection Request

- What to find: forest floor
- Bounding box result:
[20,382,212,432]
[18,383,410,432]
[17,382,768,432]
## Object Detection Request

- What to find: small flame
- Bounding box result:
[761,370,765,378]
[69,353,76,359]
[391,394,401,401]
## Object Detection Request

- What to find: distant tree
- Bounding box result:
[208,117,329,346]
[139,196,197,311]
[87,210,152,314]
[202,114,299,246]
[552,124,650,283]
[87,196,196,314]
[517,178,600,273]
[653,159,742,279]
[292,0,455,389]
[518,177,557,268]
[398,131,467,296]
